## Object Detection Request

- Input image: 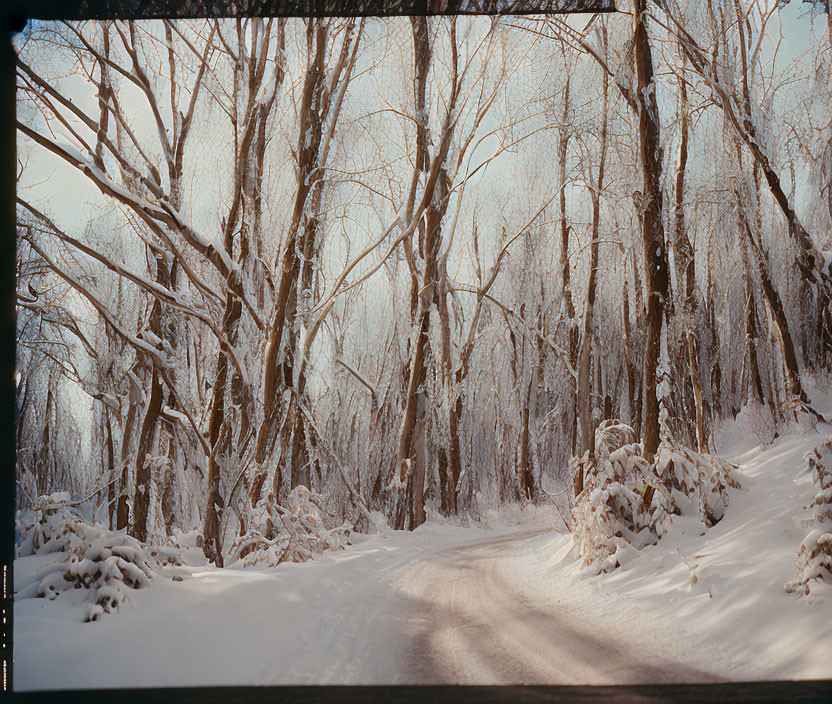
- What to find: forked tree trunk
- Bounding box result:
[256,20,328,467]
[395,163,450,530]
[201,22,285,562]
[255,19,358,489]
[735,183,815,415]
[393,17,461,530]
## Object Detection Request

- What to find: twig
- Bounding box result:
[538,485,573,533]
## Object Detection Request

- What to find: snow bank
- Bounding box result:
[553,416,832,680]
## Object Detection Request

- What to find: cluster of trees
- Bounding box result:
[16,0,832,565]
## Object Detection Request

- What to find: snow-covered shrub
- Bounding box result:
[783,395,824,433]
[15,492,80,556]
[228,486,351,567]
[654,440,742,527]
[571,420,741,574]
[15,493,165,621]
[164,528,206,564]
[59,535,156,621]
[786,435,832,596]
[571,421,673,574]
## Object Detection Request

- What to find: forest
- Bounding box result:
[12,2,832,681]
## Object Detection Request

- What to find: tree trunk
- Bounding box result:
[394,163,449,530]
[133,363,162,543]
[740,238,765,405]
[557,72,579,459]
[634,0,669,461]
[116,379,138,531]
[256,20,327,466]
[672,63,707,452]
[519,405,533,500]
[393,17,458,530]
[201,292,243,566]
[437,256,465,513]
[706,259,723,423]
[105,409,116,530]
[576,69,608,476]
[736,187,811,411]
[622,273,639,432]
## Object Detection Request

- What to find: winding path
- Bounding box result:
[385,529,743,684]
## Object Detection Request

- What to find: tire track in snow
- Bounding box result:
[387,528,753,684]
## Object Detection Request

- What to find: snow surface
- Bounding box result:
[14,419,832,689]
[546,427,832,682]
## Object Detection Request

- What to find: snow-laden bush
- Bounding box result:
[15,492,80,556]
[786,435,832,596]
[15,493,169,621]
[571,420,741,574]
[228,486,351,567]
[571,422,674,574]
[654,439,742,527]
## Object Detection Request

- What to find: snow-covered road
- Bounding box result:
[386,529,755,685]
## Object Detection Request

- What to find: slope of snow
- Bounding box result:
[541,419,832,681]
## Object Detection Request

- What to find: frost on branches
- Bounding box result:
[15,493,173,621]
[571,421,741,574]
[228,486,352,567]
[786,435,832,596]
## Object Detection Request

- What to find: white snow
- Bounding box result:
[14,517,533,689]
[545,424,832,681]
[14,415,832,689]
[160,405,189,425]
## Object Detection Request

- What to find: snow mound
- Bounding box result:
[571,420,740,574]
[15,493,170,621]
[786,434,832,596]
[228,486,352,567]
